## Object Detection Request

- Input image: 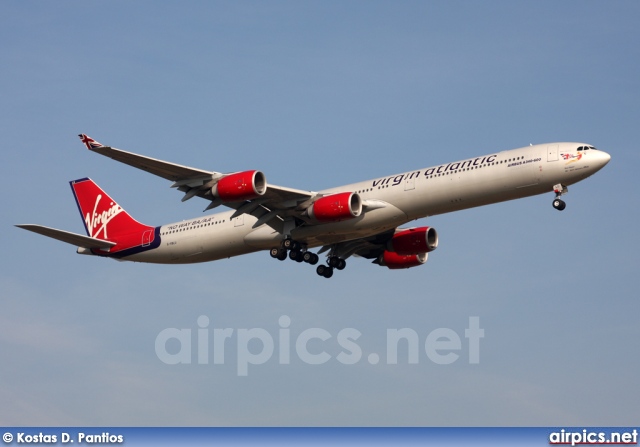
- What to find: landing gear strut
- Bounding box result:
[552,183,568,211]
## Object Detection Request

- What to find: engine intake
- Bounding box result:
[308,192,362,223]
[211,170,267,202]
[376,251,428,269]
[387,226,438,255]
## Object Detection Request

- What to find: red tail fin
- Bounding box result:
[70,178,155,252]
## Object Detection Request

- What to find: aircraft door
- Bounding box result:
[142,229,154,247]
[404,176,416,191]
[547,144,559,162]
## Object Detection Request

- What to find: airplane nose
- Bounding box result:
[598,150,611,167]
[589,149,611,173]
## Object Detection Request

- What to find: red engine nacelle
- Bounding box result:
[387,226,438,255]
[308,192,362,223]
[376,251,428,269]
[212,170,267,202]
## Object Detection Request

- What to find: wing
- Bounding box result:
[318,225,437,269]
[79,135,316,223]
[15,224,116,249]
[317,229,396,261]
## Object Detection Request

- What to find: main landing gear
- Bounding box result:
[552,183,568,211]
[269,240,319,265]
[315,256,346,279]
[269,247,288,261]
[269,239,346,279]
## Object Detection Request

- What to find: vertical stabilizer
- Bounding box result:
[70,178,155,252]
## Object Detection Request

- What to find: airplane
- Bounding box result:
[16,135,611,278]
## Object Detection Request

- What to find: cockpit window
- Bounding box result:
[577,146,584,151]
[588,146,597,150]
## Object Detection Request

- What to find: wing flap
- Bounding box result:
[15,224,117,249]
[261,184,316,208]
[320,229,396,260]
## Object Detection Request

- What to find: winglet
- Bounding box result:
[78,134,104,150]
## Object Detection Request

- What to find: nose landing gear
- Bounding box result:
[552,198,566,211]
[552,184,568,211]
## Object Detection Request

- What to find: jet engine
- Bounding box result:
[307,192,362,223]
[211,170,267,202]
[387,226,438,255]
[376,251,428,269]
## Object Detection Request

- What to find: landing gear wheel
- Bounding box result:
[553,199,566,211]
[316,265,334,278]
[303,252,319,265]
[328,256,346,269]
[270,248,287,261]
[282,239,301,251]
[289,250,304,262]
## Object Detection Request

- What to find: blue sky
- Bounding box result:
[1,1,639,426]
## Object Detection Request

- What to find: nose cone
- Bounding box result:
[595,150,611,168]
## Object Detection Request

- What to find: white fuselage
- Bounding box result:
[125,142,610,264]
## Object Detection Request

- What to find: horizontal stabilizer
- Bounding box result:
[15,224,116,249]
